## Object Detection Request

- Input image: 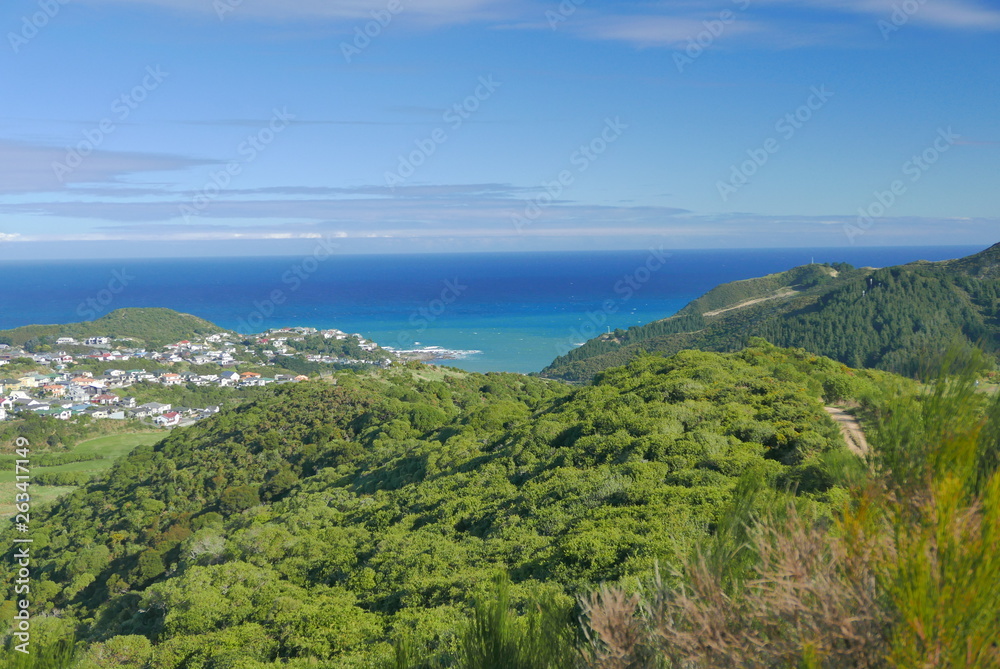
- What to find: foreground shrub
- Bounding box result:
[575,359,1000,668]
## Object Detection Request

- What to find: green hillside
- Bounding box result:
[543,243,1000,382]
[0,344,902,667]
[0,308,229,350]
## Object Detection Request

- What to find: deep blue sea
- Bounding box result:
[0,246,985,373]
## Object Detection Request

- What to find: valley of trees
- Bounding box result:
[0,342,915,667]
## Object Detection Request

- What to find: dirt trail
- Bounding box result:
[702,289,797,317]
[824,406,869,457]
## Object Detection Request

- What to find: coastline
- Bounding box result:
[387,345,483,364]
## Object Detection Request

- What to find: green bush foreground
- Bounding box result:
[3,342,996,667]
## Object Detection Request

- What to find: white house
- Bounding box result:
[154,411,181,427]
[219,371,241,386]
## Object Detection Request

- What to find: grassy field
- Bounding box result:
[0,432,163,516]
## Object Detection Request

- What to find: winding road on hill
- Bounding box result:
[824,406,869,457]
[701,289,798,317]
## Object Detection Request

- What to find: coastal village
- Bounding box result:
[0,327,391,427]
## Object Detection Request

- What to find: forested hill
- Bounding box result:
[0,344,904,667]
[0,308,228,350]
[542,243,1000,382]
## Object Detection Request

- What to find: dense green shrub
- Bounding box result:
[0,345,896,667]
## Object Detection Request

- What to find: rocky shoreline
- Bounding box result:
[389,345,482,363]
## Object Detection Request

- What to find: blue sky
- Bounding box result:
[0,0,997,258]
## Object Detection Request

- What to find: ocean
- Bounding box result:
[0,246,985,373]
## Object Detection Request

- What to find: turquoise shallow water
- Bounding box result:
[0,246,984,373]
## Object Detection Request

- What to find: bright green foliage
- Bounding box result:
[866,356,1000,667]
[561,355,1000,668]
[111,381,270,412]
[0,622,77,668]
[456,575,577,669]
[76,635,152,668]
[0,344,890,667]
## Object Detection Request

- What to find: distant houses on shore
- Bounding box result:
[0,326,358,425]
[0,366,309,424]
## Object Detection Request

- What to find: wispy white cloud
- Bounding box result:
[3,186,997,249]
[77,0,519,25]
[757,0,1000,29]
[0,227,331,243]
[571,14,764,48]
[916,1,1000,29]
[0,140,208,195]
[544,0,1000,50]
[0,182,537,222]
[69,0,1000,47]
